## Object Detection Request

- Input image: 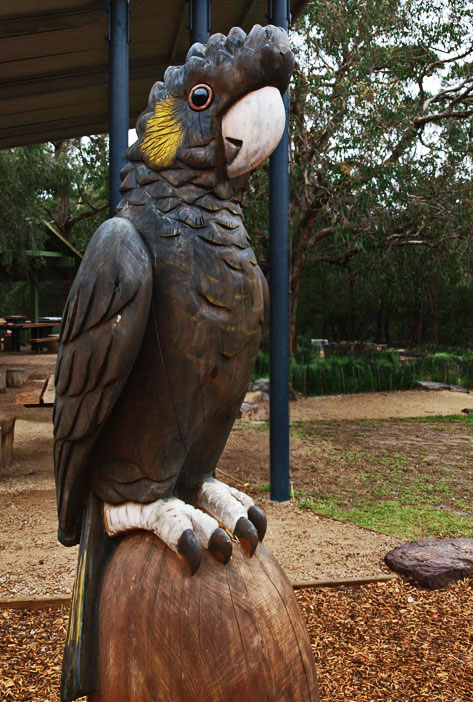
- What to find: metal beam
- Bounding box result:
[268,0,291,502]
[0,1,104,37]
[0,56,187,101]
[108,0,129,217]
[189,0,210,45]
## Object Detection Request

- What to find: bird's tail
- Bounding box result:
[61,492,116,702]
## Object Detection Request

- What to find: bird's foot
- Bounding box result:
[196,477,267,557]
[103,497,231,575]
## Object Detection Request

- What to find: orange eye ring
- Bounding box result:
[188,84,213,111]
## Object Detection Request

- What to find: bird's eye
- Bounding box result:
[188,84,213,111]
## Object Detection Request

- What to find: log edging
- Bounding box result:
[0,574,399,610]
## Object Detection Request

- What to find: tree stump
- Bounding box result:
[0,416,16,466]
[89,533,319,702]
[6,367,27,388]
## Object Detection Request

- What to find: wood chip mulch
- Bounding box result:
[297,578,473,701]
[1,578,472,701]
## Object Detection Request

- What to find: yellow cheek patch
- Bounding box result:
[141,96,184,168]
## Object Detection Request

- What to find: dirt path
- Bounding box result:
[0,353,470,598]
[292,388,473,420]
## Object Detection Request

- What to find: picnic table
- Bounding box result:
[0,322,60,352]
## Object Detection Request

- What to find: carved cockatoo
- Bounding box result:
[54,25,294,700]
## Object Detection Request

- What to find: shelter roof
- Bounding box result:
[0,0,307,149]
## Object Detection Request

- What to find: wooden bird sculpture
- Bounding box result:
[54,25,307,702]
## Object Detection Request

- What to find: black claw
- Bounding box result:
[248,505,267,542]
[178,529,202,575]
[208,527,233,565]
[234,517,259,557]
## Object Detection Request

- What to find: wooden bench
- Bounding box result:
[28,335,59,353]
[16,373,55,406]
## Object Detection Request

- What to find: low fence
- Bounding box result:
[254,350,473,397]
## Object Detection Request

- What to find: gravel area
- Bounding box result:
[259,497,399,582]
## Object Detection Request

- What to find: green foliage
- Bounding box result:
[245,0,473,350]
[0,281,64,319]
[0,145,54,271]
[0,137,108,277]
[254,348,473,395]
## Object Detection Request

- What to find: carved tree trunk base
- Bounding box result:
[89,532,319,702]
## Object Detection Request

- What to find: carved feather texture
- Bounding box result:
[54,218,153,543]
[141,96,184,169]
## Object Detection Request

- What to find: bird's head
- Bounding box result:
[127,25,294,182]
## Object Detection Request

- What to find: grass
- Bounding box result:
[297,498,473,540]
[393,414,473,423]
[235,420,269,433]
[280,416,473,540]
[237,405,473,540]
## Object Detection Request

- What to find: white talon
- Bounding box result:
[103,497,219,552]
[197,478,254,531]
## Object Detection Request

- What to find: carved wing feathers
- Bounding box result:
[54,217,152,545]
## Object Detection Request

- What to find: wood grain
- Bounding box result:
[15,374,48,405]
[0,416,15,467]
[5,367,27,388]
[92,534,319,702]
[42,375,56,406]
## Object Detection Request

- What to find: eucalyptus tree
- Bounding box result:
[245,0,473,349]
[0,135,108,273]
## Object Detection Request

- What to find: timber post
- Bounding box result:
[189,0,211,45]
[108,0,130,217]
[269,0,291,501]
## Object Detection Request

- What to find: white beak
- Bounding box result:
[222,86,286,179]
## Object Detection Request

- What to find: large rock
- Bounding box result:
[251,378,270,393]
[244,390,263,404]
[240,401,269,421]
[416,381,469,393]
[385,538,473,589]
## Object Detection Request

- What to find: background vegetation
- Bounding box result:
[0,0,472,347]
[246,0,473,350]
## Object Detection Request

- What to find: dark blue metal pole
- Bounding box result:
[189,0,210,45]
[108,0,129,217]
[268,0,291,502]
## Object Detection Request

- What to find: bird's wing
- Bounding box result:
[54,217,153,545]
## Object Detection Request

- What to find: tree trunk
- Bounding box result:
[57,195,70,238]
[384,311,391,346]
[428,284,440,346]
[91,533,319,702]
[376,307,383,343]
[53,140,71,241]
[349,274,356,340]
[410,301,423,346]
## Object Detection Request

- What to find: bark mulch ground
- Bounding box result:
[1,578,472,701]
[297,578,473,701]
